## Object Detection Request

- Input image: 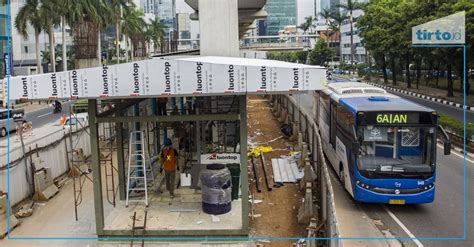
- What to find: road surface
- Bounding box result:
[0,101,71,140]
[293,92,473,247]
[388,90,474,123]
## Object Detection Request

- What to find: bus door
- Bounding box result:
[330,101,336,148]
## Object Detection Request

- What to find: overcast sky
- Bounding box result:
[176,0,316,25]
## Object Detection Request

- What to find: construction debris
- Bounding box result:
[170,209,196,212]
[260,153,273,191]
[271,157,304,183]
[211,215,221,222]
[248,146,273,158]
[14,202,34,218]
[249,199,263,204]
[0,193,20,238]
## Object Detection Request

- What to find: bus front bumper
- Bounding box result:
[353,183,435,204]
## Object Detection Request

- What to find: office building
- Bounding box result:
[257,19,267,36]
[314,0,340,24]
[177,13,191,39]
[138,0,176,35]
[265,0,297,35]
[0,3,9,72]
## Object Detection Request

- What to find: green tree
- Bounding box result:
[337,0,365,65]
[308,38,334,66]
[452,0,473,95]
[15,0,43,73]
[122,7,146,61]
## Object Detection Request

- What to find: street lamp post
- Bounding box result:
[168,28,175,53]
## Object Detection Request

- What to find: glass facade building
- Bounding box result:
[140,0,176,35]
[265,0,297,35]
[0,3,9,78]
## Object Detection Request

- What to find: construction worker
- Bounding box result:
[157,138,178,198]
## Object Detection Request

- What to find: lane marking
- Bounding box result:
[383,205,423,247]
[37,112,52,118]
[436,144,474,163]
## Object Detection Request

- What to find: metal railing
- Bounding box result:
[269,94,340,246]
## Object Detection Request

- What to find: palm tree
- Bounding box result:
[15,0,42,74]
[66,0,107,67]
[337,0,365,65]
[122,8,146,61]
[148,17,165,54]
[329,11,348,63]
[298,16,315,34]
[109,0,134,62]
[92,0,114,62]
[40,0,61,72]
[318,8,333,39]
[144,27,153,57]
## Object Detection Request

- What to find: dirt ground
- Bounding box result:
[247,95,306,247]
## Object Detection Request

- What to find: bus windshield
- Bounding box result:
[357,126,436,177]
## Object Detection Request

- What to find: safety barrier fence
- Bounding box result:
[0,123,112,206]
[269,94,340,247]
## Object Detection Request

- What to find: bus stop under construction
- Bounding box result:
[3,56,325,237]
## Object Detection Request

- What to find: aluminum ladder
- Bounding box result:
[126,131,155,207]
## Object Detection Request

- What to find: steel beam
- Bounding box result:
[96,114,240,123]
[88,99,105,235]
[96,99,145,118]
[239,95,249,231]
[115,118,126,200]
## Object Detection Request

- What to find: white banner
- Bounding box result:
[3,57,326,100]
[209,63,246,94]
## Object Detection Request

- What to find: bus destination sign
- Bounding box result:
[376,113,408,124]
[358,112,436,126]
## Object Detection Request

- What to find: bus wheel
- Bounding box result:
[339,164,345,187]
[0,127,7,137]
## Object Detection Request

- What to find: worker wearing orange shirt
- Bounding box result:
[157,138,178,198]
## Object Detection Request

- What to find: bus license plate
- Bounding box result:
[389,199,405,205]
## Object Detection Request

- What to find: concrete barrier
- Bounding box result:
[0,126,92,206]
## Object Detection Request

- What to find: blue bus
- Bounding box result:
[313,82,452,204]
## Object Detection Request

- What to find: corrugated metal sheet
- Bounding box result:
[271,158,304,183]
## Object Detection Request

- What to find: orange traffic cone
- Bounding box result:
[59,114,66,126]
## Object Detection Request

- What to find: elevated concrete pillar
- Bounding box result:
[199,0,239,57]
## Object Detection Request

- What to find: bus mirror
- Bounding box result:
[444,141,451,155]
[352,142,360,154]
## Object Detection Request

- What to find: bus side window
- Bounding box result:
[330,101,336,147]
